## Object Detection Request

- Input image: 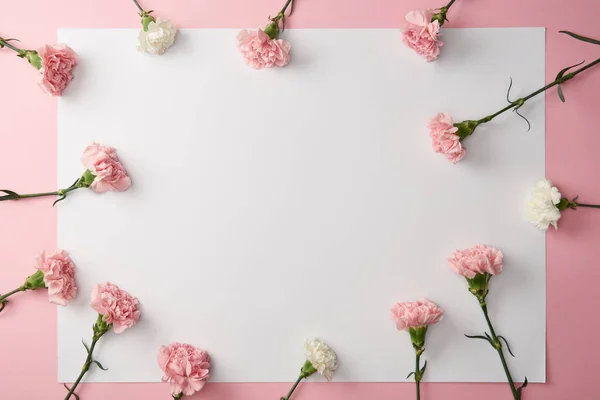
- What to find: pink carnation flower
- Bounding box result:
[428,112,465,163]
[38,44,77,96]
[401,10,443,62]
[237,29,291,69]
[158,342,211,397]
[90,283,140,334]
[36,249,78,306]
[448,244,504,279]
[390,298,444,331]
[81,143,132,193]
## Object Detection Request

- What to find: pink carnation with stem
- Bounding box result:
[36,249,78,306]
[401,9,443,62]
[448,244,504,279]
[390,298,444,331]
[428,112,465,163]
[237,29,291,69]
[81,143,132,193]
[38,44,78,96]
[158,342,211,397]
[90,283,140,334]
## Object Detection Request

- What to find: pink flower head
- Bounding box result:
[390,298,444,331]
[90,283,140,334]
[158,342,211,397]
[81,143,132,193]
[448,244,504,279]
[401,10,443,62]
[428,112,465,163]
[36,249,78,306]
[38,44,77,96]
[237,29,291,69]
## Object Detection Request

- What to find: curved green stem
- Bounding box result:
[477,56,600,125]
[0,286,26,303]
[480,303,518,399]
[281,375,305,400]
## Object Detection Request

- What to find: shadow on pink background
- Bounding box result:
[1,0,600,399]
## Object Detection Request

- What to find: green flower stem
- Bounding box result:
[577,203,600,209]
[280,374,305,400]
[445,0,457,8]
[279,0,294,16]
[477,56,600,125]
[0,185,81,201]
[414,350,422,400]
[0,286,26,303]
[132,0,145,13]
[480,302,518,400]
[0,37,24,55]
[64,330,106,400]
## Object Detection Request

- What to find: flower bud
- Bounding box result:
[263,21,280,40]
[23,269,45,290]
[453,120,480,140]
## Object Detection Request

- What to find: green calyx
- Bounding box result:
[467,273,492,303]
[409,326,428,352]
[24,269,46,290]
[263,20,281,40]
[18,50,42,70]
[141,12,155,32]
[453,120,480,140]
[556,196,578,211]
[79,170,97,188]
[93,314,110,337]
[431,7,449,26]
[300,359,317,378]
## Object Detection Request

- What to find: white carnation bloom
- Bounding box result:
[526,179,563,230]
[304,338,337,381]
[137,18,177,55]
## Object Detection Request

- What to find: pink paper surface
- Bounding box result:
[1,0,599,399]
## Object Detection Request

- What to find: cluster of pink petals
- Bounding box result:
[390,298,444,331]
[428,112,465,163]
[158,342,211,397]
[237,29,291,69]
[90,282,140,334]
[401,10,443,62]
[36,249,78,306]
[81,143,132,193]
[448,244,504,279]
[38,44,77,96]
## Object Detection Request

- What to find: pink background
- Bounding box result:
[1,0,600,399]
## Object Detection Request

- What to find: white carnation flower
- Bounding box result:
[526,179,563,230]
[137,18,177,55]
[304,338,337,381]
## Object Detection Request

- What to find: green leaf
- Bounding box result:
[81,339,90,354]
[560,31,600,46]
[497,335,516,358]
[406,371,415,379]
[465,333,493,346]
[557,84,565,102]
[420,360,428,375]
[92,360,108,371]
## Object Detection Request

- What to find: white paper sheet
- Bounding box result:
[57,28,546,383]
